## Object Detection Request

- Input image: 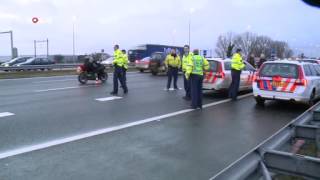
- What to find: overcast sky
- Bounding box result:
[0,0,319,57]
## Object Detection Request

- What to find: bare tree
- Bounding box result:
[215,32,236,58]
[215,32,294,59]
[234,32,257,58]
[251,36,273,57]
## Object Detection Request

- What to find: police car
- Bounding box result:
[203,58,256,92]
[253,60,320,106]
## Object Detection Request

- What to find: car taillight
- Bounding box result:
[295,79,307,86]
[77,66,83,73]
[144,60,150,64]
[215,62,225,78]
[295,66,307,86]
[135,60,139,64]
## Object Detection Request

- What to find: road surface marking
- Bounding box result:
[96,96,122,102]
[34,86,93,93]
[0,93,252,160]
[0,75,77,82]
[0,72,140,82]
[0,112,15,118]
[32,73,141,84]
[164,88,183,91]
[33,79,75,84]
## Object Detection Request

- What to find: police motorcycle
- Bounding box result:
[77,56,108,84]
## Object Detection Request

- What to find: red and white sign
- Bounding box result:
[32,17,39,24]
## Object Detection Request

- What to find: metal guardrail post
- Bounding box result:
[264,150,320,179]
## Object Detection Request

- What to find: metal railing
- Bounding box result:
[0,64,138,72]
[0,64,81,71]
[211,103,320,180]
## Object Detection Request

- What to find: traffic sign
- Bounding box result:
[32,17,39,24]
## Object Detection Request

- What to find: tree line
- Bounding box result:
[215,32,294,59]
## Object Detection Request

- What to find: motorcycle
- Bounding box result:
[77,64,108,84]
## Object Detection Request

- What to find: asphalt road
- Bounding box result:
[0,72,309,180]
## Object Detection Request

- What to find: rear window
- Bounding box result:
[260,63,298,79]
[208,61,219,72]
[151,53,164,61]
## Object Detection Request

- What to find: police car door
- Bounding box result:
[309,64,320,97]
[313,65,320,97]
[240,62,255,90]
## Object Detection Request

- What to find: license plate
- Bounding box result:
[272,81,285,87]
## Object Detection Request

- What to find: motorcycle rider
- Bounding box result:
[83,56,105,83]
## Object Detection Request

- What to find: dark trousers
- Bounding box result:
[123,68,127,82]
[113,66,128,93]
[183,72,191,98]
[96,65,105,79]
[167,67,179,89]
[229,69,241,100]
[190,74,203,109]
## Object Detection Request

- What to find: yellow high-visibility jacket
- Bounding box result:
[186,55,209,79]
[182,52,193,72]
[165,54,181,68]
[231,53,245,71]
[113,49,124,67]
[123,54,129,69]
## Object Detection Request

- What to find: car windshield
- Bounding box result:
[151,53,164,61]
[260,63,299,78]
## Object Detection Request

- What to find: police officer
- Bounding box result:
[165,49,181,90]
[122,49,129,83]
[182,45,193,100]
[228,48,245,101]
[186,49,209,109]
[110,45,128,95]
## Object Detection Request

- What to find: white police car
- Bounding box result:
[203,58,256,92]
[253,60,320,106]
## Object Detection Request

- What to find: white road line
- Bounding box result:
[32,73,141,84]
[0,93,252,159]
[33,79,75,84]
[163,88,183,91]
[34,86,90,93]
[0,72,140,82]
[0,112,15,118]
[96,96,122,102]
[0,75,76,82]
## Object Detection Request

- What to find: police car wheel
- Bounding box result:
[255,97,265,106]
[151,70,158,76]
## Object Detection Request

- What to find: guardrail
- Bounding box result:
[0,64,137,71]
[0,64,81,71]
[211,103,320,180]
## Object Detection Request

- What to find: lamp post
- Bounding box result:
[72,16,77,63]
[188,8,195,48]
[172,29,177,45]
